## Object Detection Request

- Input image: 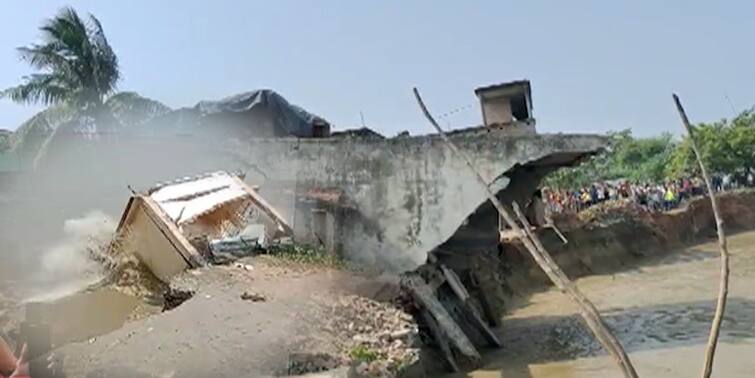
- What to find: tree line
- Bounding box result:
[545,109,755,189]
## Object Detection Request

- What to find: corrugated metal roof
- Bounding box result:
[150,171,248,225]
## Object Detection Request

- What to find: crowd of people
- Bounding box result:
[544,173,753,214]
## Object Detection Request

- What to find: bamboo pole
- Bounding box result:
[511,203,635,370]
[413,87,639,378]
[673,94,730,378]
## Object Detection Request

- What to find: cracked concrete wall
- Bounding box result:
[3,128,606,273]
[224,130,607,270]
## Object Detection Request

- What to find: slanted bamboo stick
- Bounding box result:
[413,87,639,378]
[673,94,730,378]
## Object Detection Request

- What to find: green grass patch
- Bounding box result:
[348,345,380,363]
[265,243,349,269]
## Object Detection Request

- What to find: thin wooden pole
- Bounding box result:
[413,87,639,378]
[511,203,634,370]
[673,94,730,378]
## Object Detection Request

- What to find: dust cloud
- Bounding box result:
[0,122,266,298]
[27,211,115,302]
[0,112,415,301]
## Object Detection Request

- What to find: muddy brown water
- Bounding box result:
[4,289,159,349]
[454,229,755,378]
[44,289,159,347]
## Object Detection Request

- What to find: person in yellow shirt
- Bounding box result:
[580,190,591,210]
[663,186,676,211]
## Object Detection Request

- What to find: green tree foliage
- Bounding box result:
[545,129,676,189]
[668,110,755,179]
[547,109,755,190]
[1,7,119,109]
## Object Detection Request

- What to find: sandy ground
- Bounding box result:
[55,256,394,378]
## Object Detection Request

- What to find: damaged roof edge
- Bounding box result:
[195,129,610,147]
[231,175,294,235]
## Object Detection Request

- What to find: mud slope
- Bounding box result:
[56,257,390,378]
[503,190,755,292]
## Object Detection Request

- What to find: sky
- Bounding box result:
[0,1,753,137]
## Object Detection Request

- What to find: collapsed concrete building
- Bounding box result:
[3,81,603,288]
[111,129,604,277]
[1,80,606,372]
[273,81,605,370]
[88,81,604,301]
[2,82,606,275]
[285,80,604,269]
[283,129,604,268]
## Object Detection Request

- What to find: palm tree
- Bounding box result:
[1,7,120,110]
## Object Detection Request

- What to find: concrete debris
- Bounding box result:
[288,353,346,376]
[240,291,266,302]
[399,258,505,372]
[209,224,267,260]
[287,294,419,376]
[326,295,420,377]
[401,273,479,371]
[163,288,195,311]
[232,262,254,271]
[99,250,167,301]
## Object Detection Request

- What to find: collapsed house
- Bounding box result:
[8,83,604,271]
[66,79,605,282]
[6,80,607,372]
[114,171,293,282]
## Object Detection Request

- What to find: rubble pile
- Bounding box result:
[331,295,419,376]
[287,353,345,376]
[96,243,167,303]
[291,295,420,377]
[240,291,266,302]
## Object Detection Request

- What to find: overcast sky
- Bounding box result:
[0,1,753,136]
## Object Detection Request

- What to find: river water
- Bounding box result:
[459,230,755,378]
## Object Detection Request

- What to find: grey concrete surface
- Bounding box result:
[2,128,606,275]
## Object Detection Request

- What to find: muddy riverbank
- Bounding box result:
[458,228,755,377]
[2,191,753,377]
[442,190,755,377]
[503,190,755,292]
